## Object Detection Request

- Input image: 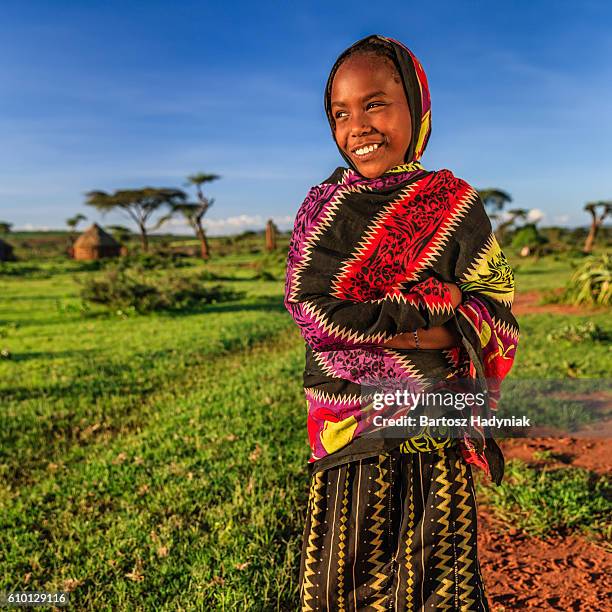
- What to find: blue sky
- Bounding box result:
[0,0,610,234]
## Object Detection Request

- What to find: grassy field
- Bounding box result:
[0,251,610,609]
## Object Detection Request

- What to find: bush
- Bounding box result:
[111,252,193,271]
[78,269,245,314]
[547,321,611,342]
[511,223,548,251]
[559,254,611,306]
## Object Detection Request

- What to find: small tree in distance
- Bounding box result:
[178,172,220,259]
[0,221,12,235]
[85,188,187,252]
[496,208,528,244]
[66,214,87,231]
[171,199,215,260]
[583,201,611,254]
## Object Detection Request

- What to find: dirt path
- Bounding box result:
[512,290,607,316]
[479,437,611,610]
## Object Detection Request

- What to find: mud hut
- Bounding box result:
[0,238,15,261]
[73,223,121,260]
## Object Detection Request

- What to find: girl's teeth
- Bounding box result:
[355,143,380,156]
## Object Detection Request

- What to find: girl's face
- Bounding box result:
[330,53,412,178]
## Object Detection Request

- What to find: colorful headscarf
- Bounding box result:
[323,33,432,167]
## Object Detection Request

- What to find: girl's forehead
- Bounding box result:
[331,55,401,101]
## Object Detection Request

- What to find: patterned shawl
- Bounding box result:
[284,35,519,484]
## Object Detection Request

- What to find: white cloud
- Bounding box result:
[160,213,294,236]
[526,208,545,223]
[16,223,51,231]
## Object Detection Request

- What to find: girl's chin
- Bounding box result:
[354,159,398,178]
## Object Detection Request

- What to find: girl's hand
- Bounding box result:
[381,282,463,349]
[445,282,463,309]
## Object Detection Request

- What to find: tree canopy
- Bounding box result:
[85,187,187,251]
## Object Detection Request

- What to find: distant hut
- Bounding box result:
[0,238,15,261]
[73,223,121,260]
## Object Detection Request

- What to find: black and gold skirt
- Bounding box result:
[298,444,490,611]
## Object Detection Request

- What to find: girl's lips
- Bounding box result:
[352,142,385,162]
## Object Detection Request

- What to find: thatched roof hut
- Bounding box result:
[0,238,15,261]
[73,223,121,260]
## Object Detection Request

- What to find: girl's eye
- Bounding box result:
[334,103,384,119]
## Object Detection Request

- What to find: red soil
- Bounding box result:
[512,290,607,316]
[478,437,611,610]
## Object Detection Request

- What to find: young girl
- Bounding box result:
[284,34,519,611]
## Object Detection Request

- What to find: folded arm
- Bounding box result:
[284,276,457,352]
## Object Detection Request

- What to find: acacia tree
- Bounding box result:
[171,199,215,259]
[478,188,512,216]
[179,172,220,259]
[105,225,132,245]
[583,201,611,253]
[496,208,528,244]
[85,187,187,252]
[66,213,87,244]
[477,188,513,242]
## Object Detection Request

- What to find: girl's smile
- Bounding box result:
[330,53,412,178]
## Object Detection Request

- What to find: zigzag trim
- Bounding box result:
[336,470,350,611]
[301,471,325,611]
[288,185,347,303]
[404,465,416,609]
[454,459,476,609]
[459,232,515,307]
[330,183,419,297]
[492,316,520,341]
[367,456,390,611]
[400,184,480,285]
[433,450,454,610]
[303,386,365,406]
[459,306,520,344]
[311,348,425,382]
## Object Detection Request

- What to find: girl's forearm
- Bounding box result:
[381,322,461,349]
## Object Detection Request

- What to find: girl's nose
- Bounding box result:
[348,110,373,136]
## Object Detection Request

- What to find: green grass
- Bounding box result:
[0,252,610,608]
[510,254,577,292]
[479,460,611,542]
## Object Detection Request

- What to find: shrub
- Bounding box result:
[78,269,245,314]
[547,321,611,342]
[110,252,193,271]
[511,223,548,251]
[560,254,611,306]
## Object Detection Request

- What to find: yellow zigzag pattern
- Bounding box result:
[301,471,325,612]
[433,450,454,611]
[367,456,390,611]
[404,467,416,609]
[459,232,515,307]
[336,471,350,612]
[454,459,476,610]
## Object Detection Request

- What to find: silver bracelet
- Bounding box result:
[413,329,420,350]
